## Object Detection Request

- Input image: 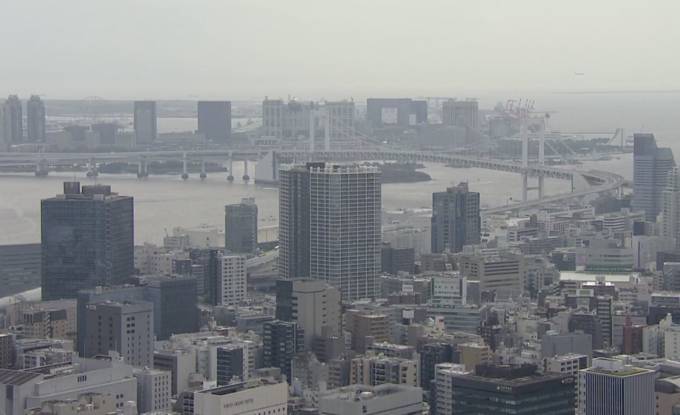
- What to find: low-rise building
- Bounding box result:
[0,356,136,415]
[319,384,423,415]
[193,378,288,415]
[134,367,171,414]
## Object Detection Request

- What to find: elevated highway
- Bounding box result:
[0,149,625,214]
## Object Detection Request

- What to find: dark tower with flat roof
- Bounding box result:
[197,101,231,142]
[41,182,134,300]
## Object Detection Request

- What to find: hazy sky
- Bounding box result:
[2,0,680,100]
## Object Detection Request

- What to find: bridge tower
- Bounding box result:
[521,115,529,202]
[308,107,333,153]
[519,106,546,202]
[324,108,331,152]
[537,116,546,198]
[309,110,315,153]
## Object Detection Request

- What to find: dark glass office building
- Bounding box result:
[263,320,304,382]
[197,101,231,142]
[41,182,134,300]
[431,182,481,253]
[225,198,258,254]
[420,342,457,393]
[133,100,157,145]
[216,344,245,386]
[451,364,575,414]
[278,163,315,280]
[144,275,199,340]
[26,95,46,142]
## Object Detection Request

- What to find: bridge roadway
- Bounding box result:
[0,149,625,213]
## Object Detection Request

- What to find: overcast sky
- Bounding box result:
[2,0,680,100]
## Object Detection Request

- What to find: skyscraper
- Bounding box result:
[662,168,680,248]
[41,182,134,300]
[133,101,157,145]
[578,358,656,414]
[26,95,45,142]
[218,255,246,305]
[309,164,381,300]
[278,163,315,280]
[431,182,481,253]
[632,133,675,222]
[279,163,381,300]
[2,95,23,145]
[225,198,258,254]
[197,101,231,142]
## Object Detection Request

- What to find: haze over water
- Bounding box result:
[1,91,679,245]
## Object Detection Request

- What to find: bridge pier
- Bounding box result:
[242,160,250,182]
[200,160,207,180]
[86,158,98,178]
[522,172,528,202]
[181,152,189,180]
[137,156,148,179]
[227,154,234,182]
[538,173,545,199]
[34,159,49,177]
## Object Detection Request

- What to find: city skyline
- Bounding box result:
[1,2,679,414]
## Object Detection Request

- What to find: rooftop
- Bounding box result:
[585,358,654,377]
[322,384,420,401]
[196,378,281,396]
[0,369,42,385]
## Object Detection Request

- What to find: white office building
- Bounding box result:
[134,367,171,414]
[428,271,467,305]
[433,363,468,415]
[578,358,656,415]
[309,164,381,300]
[193,378,288,415]
[0,356,136,415]
[219,255,246,305]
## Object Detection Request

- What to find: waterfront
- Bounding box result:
[6,88,680,246]
[0,162,570,245]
